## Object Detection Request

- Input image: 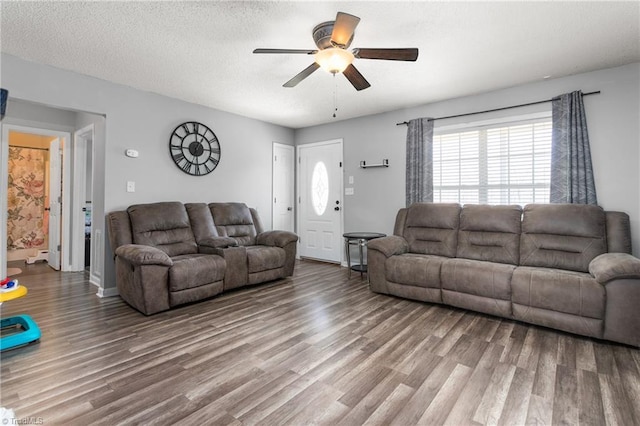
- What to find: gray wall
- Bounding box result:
[2,53,295,291]
[4,98,78,129]
[2,51,638,294]
[296,63,640,256]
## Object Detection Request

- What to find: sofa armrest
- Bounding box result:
[589,253,640,284]
[115,244,173,267]
[199,237,238,250]
[256,230,299,247]
[368,236,409,258]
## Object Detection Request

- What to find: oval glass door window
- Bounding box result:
[311,161,329,215]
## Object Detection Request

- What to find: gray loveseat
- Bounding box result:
[368,203,640,346]
[107,201,298,315]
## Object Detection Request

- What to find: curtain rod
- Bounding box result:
[9,146,50,151]
[395,90,600,126]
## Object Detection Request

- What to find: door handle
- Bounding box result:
[44,207,51,211]
[334,206,340,211]
[287,207,292,211]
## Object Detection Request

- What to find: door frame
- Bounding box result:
[1,124,73,271]
[71,124,94,271]
[296,138,344,263]
[47,137,62,270]
[272,142,295,232]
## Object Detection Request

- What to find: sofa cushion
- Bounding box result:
[520,204,607,272]
[442,258,515,301]
[511,266,605,320]
[457,204,522,265]
[128,202,197,257]
[246,246,286,273]
[441,258,515,318]
[185,203,219,243]
[403,203,461,257]
[169,254,226,291]
[606,211,632,254]
[209,202,258,246]
[107,210,133,250]
[385,253,445,288]
[512,266,606,338]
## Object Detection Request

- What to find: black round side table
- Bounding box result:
[343,232,386,280]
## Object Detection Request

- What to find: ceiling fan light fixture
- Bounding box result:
[315,48,354,74]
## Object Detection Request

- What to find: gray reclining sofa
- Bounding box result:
[368,203,640,346]
[107,201,298,315]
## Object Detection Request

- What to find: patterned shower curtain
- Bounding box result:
[7,147,47,250]
[405,117,434,206]
[550,91,598,204]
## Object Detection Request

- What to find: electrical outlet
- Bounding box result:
[127,181,135,192]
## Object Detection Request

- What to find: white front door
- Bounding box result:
[297,139,343,263]
[272,143,295,232]
[48,137,62,270]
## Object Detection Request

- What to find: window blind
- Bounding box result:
[433,118,552,205]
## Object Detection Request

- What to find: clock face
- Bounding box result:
[169,121,221,176]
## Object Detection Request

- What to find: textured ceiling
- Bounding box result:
[1,1,639,129]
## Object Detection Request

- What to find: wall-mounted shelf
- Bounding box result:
[360,159,389,169]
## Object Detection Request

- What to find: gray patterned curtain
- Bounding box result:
[405,117,434,206]
[550,91,597,204]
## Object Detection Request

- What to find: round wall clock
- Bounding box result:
[169,121,221,176]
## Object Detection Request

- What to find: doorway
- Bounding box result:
[297,139,344,263]
[272,142,295,232]
[2,125,71,271]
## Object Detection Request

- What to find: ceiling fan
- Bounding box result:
[253,12,418,91]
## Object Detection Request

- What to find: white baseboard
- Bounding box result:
[97,286,119,298]
[89,274,101,287]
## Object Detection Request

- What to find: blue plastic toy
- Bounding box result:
[0,280,41,351]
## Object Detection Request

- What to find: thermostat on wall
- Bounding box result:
[125,149,139,158]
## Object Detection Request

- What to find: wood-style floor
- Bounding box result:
[1,259,639,425]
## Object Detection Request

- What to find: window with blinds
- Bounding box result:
[433,117,552,205]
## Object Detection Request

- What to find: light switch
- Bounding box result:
[348,175,354,184]
[127,181,135,192]
[345,187,354,195]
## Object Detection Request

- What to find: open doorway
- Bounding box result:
[4,127,68,270]
[1,98,105,292]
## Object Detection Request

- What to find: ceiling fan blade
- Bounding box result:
[253,48,317,55]
[283,63,320,87]
[343,64,370,91]
[331,12,360,48]
[353,48,419,61]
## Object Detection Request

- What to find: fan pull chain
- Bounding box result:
[333,73,338,118]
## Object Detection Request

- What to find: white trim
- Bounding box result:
[434,111,552,134]
[97,286,119,298]
[71,124,94,271]
[1,124,73,272]
[90,229,102,286]
[0,125,9,280]
[296,138,344,263]
[297,138,344,149]
[272,142,295,232]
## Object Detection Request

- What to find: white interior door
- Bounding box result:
[48,137,61,270]
[297,139,343,263]
[272,143,295,232]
